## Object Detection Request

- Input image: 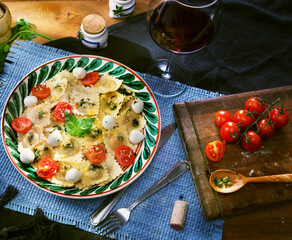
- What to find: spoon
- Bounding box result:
[209,169,292,193]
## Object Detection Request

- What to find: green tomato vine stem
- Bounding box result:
[237,97,280,142]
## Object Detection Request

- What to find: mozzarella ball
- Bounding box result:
[131,99,144,114]
[65,168,82,183]
[47,130,62,147]
[72,67,87,79]
[20,148,35,164]
[24,96,38,107]
[102,115,116,130]
[129,130,145,144]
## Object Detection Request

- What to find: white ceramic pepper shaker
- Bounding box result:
[109,0,135,19]
[79,14,108,49]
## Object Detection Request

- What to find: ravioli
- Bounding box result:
[81,118,104,148]
[116,105,146,132]
[22,102,51,128]
[93,73,123,93]
[51,160,80,187]
[102,154,124,183]
[52,132,83,162]
[99,92,125,117]
[69,86,100,116]
[18,125,47,152]
[104,125,135,155]
[75,160,109,190]
[45,77,68,104]
[16,69,146,191]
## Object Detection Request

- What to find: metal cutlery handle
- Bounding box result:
[128,160,189,211]
[90,187,127,225]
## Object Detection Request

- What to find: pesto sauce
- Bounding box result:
[89,127,102,138]
[106,97,117,110]
[132,118,139,127]
[117,135,124,141]
[63,142,73,149]
[53,125,62,131]
[89,164,103,171]
[33,148,41,162]
[118,88,132,96]
[79,98,96,107]
[27,135,33,145]
[38,111,44,119]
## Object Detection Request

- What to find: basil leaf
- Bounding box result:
[3,44,10,53]
[20,33,36,41]
[65,112,95,137]
[17,18,29,28]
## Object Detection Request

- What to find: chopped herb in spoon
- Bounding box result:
[214,176,233,188]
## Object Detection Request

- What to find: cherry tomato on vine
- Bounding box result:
[205,140,225,162]
[270,108,289,128]
[220,121,240,143]
[215,110,233,128]
[256,118,275,139]
[241,131,262,151]
[244,97,266,116]
[115,145,136,167]
[53,102,73,122]
[11,117,32,133]
[86,145,106,165]
[36,158,58,179]
[234,109,255,129]
[81,72,99,86]
[31,84,51,99]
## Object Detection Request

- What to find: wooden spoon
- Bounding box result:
[209,169,292,193]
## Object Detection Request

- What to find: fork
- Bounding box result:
[95,160,190,236]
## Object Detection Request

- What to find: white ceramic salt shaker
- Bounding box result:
[109,0,135,19]
[79,14,108,49]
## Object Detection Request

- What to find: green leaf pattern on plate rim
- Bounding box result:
[1,56,160,198]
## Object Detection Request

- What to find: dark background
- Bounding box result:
[46,2,292,95]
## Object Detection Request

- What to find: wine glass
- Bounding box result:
[146,0,222,97]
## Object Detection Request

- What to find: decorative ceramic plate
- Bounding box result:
[1,55,161,199]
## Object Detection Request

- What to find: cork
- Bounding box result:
[169,200,188,230]
[82,14,106,34]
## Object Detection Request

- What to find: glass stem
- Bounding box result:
[165,53,175,74]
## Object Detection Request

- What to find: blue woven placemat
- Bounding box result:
[0,41,224,240]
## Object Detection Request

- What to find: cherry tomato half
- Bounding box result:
[31,84,51,99]
[241,131,262,151]
[86,145,106,165]
[244,97,266,116]
[115,145,136,167]
[270,108,289,128]
[53,102,73,122]
[205,140,225,162]
[215,110,233,128]
[36,158,58,179]
[11,117,32,133]
[256,118,275,139]
[220,121,240,143]
[234,109,255,129]
[81,72,99,86]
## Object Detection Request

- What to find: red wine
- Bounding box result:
[149,1,215,54]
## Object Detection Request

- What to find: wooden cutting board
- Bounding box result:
[173,86,292,220]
